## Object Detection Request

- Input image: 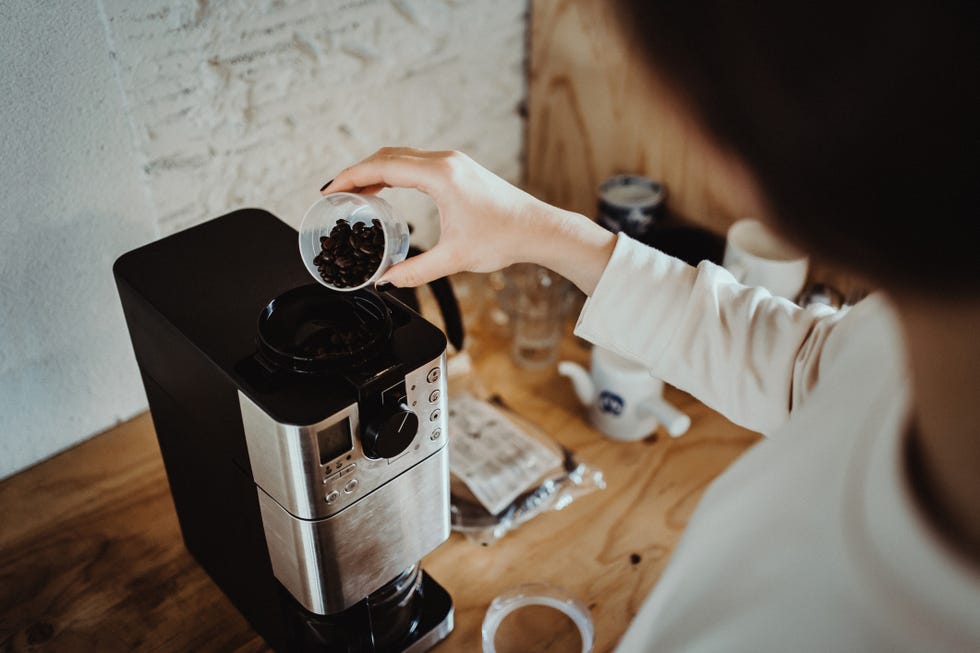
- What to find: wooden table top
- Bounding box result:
[0,281,759,652]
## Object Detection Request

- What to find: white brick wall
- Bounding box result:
[103,0,527,244]
[0,0,526,479]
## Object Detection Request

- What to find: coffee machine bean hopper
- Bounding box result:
[113,209,461,652]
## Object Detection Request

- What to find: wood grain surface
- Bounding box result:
[526,1,868,301]
[527,0,754,233]
[0,279,759,652]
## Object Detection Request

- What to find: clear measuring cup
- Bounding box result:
[298,193,411,291]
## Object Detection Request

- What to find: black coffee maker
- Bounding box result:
[114,209,460,652]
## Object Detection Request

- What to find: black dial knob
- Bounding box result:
[362,401,419,459]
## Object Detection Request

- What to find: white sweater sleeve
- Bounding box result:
[574,234,844,435]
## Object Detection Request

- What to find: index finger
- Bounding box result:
[324,147,450,197]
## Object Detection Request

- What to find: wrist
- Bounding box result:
[523,205,616,295]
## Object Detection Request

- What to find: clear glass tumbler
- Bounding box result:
[507,264,568,369]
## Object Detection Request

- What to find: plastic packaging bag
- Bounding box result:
[445,354,605,545]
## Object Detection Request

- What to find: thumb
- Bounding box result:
[378,246,455,288]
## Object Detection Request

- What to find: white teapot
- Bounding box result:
[558,347,690,441]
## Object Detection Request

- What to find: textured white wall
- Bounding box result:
[102,0,527,244]
[0,0,159,480]
[0,0,527,480]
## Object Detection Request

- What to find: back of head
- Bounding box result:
[616,0,979,294]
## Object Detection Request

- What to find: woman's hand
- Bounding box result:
[323,147,615,293]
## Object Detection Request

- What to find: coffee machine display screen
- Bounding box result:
[317,420,353,465]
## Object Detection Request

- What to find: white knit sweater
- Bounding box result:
[574,234,980,652]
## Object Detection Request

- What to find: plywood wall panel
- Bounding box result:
[528,0,753,233]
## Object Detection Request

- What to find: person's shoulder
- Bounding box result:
[823,292,906,377]
[838,292,898,335]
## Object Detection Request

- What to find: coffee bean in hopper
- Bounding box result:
[313,218,385,288]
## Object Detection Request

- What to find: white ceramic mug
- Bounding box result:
[558,347,690,441]
[723,219,809,300]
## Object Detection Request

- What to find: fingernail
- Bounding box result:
[375,280,393,291]
[319,178,334,192]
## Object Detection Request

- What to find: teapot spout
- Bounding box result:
[558,361,595,407]
[638,396,691,437]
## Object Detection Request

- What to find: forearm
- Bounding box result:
[575,234,844,434]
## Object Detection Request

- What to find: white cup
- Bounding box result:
[559,348,691,441]
[722,219,809,300]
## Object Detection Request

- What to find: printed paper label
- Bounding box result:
[448,394,562,515]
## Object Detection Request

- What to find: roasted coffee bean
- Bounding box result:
[312,218,385,288]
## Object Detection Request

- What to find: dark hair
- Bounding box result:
[616,1,979,293]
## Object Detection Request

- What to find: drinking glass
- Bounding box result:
[506,264,568,369]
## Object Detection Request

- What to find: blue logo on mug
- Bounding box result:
[599,391,625,416]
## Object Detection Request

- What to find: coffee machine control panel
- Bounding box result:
[318,357,448,512]
[239,353,449,521]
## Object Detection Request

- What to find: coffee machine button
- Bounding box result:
[343,479,359,494]
[339,463,357,477]
[428,389,440,403]
[325,490,340,504]
[430,428,442,441]
[426,367,441,383]
[429,409,441,422]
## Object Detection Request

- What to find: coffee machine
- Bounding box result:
[114,209,455,651]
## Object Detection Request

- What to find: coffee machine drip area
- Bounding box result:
[114,210,454,652]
